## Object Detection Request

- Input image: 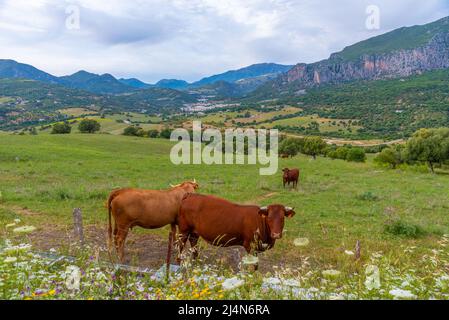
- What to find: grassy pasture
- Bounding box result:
[0,96,14,104]
[58,108,98,117]
[0,133,448,270]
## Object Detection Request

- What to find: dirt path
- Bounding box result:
[285,133,405,147]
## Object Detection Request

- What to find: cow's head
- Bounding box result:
[259,204,295,240]
[282,168,290,178]
[171,179,199,193]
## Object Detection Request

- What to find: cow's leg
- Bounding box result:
[254,252,260,271]
[112,223,118,254]
[177,232,189,264]
[115,226,129,263]
[189,233,200,260]
[165,223,176,278]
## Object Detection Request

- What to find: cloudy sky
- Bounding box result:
[0,0,448,83]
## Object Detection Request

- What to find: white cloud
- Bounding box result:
[0,0,447,82]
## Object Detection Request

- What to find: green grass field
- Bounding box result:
[1,133,449,299]
[1,133,448,269]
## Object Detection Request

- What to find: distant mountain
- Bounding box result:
[191,63,293,87]
[0,59,60,84]
[60,71,134,94]
[155,79,189,90]
[252,16,449,99]
[118,78,151,89]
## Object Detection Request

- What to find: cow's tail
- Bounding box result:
[106,189,121,250]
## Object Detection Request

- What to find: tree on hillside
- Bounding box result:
[404,128,449,173]
[374,145,404,168]
[51,122,71,134]
[302,136,327,159]
[279,138,301,158]
[78,119,101,133]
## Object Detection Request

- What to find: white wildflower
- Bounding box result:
[293,238,310,247]
[365,265,381,290]
[344,250,354,256]
[242,255,259,265]
[3,256,17,263]
[65,265,81,291]
[283,279,301,287]
[14,219,21,224]
[5,223,16,229]
[389,289,416,299]
[13,225,36,234]
[263,277,281,286]
[2,244,32,254]
[322,269,341,279]
[222,277,244,291]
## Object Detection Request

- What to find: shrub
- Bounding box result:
[159,128,172,139]
[384,220,426,238]
[336,147,350,160]
[147,129,160,138]
[374,146,404,168]
[51,122,72,134]
[123,126,141,136]
[346,147,366,162]
[356,191,379,201]
[78,119,101,133]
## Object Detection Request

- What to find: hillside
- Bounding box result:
[0,79,197,130]
[252,16,449,99]
[247,69,449,138]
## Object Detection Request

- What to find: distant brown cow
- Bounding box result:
[282,168,299,189]
[107,180,199,264]
[177,194,295,267]
[280,154,289,159]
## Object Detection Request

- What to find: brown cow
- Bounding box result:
[107,180,199,264]
[177,193,295,268]
[282,168,299,189]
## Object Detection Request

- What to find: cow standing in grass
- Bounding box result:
[177,193,295,269]
[107,180,199,265]
[282,168,299,189]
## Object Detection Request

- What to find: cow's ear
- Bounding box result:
[285,207,296,218]
[259,206,268,217]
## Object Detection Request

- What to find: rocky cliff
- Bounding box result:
[260,16,449,95]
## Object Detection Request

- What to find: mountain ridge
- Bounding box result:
[250,16,449,99]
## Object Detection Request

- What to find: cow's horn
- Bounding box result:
[285,206,293,211]
[193,178,196,183]
[170,184,175,188]
[260,206,268,211]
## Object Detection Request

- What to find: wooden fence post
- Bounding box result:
[73,208,85,245]
[355,240,361,260]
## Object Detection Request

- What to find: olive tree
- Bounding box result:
[302,136,327,159]
[404,128,449,173]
